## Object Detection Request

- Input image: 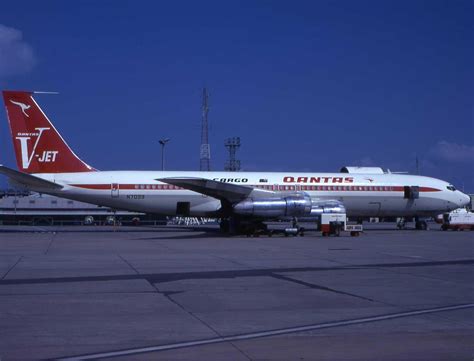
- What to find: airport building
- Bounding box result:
[0,191,165,226]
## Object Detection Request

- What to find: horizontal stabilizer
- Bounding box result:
[0,165,63,191]
[157,177,272,203]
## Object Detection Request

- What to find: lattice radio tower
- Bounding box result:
[224,137,241,172]
[200,88,211,171]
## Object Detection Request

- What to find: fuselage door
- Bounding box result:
[368,201,382,216]
[404,186,419,199]
[111,183,119,198]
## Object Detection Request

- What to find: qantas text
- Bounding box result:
[283,176,354,184]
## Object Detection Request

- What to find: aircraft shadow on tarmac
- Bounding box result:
[1,259,472,287]
[132,229,234,241]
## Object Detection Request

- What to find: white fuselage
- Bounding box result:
[32,171,469,218]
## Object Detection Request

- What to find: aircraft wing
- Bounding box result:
[0,165,63,191]
[157,177,273,203]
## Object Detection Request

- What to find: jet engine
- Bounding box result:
[233,193,346,219]
[233,193,312,218]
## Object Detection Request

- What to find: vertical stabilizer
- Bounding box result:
[2,91,95,174]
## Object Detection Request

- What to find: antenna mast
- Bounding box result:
[200,88,211,171]
[225,137,241,171]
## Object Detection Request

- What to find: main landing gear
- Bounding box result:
[219,217,268,236]
[397,217,428,230]
[219,217,305,237]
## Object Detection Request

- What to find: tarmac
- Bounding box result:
[0,223,472,360]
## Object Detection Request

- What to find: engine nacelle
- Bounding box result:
[309,200,346,216]
[279,199,347,222]
[233,193,312,218]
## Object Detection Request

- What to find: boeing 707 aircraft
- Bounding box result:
[1,91,470,233]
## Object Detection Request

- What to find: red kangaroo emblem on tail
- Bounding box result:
[9,100,31,117]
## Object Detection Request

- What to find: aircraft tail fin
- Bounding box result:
[2,91,95,174]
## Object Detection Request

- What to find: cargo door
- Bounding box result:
[368,201,381,216]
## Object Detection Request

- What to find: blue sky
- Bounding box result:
[0,0,473,191]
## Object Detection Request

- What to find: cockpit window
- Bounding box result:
[447,185,456,191]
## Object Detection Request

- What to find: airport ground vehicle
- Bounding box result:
[0,91,470,234]
[440,209,474,231]
[320,214,362,237]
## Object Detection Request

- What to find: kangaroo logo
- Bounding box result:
[15,127,58,169]
[10,100,31,118]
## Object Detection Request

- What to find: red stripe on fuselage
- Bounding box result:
[69,184,442,192]
[419,187,441,192]
[70,184,183,190]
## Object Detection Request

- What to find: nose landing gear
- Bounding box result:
[415,218,428,230]
[397,217,428,230]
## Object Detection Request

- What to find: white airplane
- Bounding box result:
[1,90,470,232]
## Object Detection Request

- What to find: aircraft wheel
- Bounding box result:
[219,219,230,233]
[415,220,428,231]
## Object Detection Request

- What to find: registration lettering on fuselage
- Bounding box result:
[127,195,145,199]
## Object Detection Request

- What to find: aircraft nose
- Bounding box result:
[458,192,471,208]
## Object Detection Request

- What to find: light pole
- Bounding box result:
[159,138,170,171]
